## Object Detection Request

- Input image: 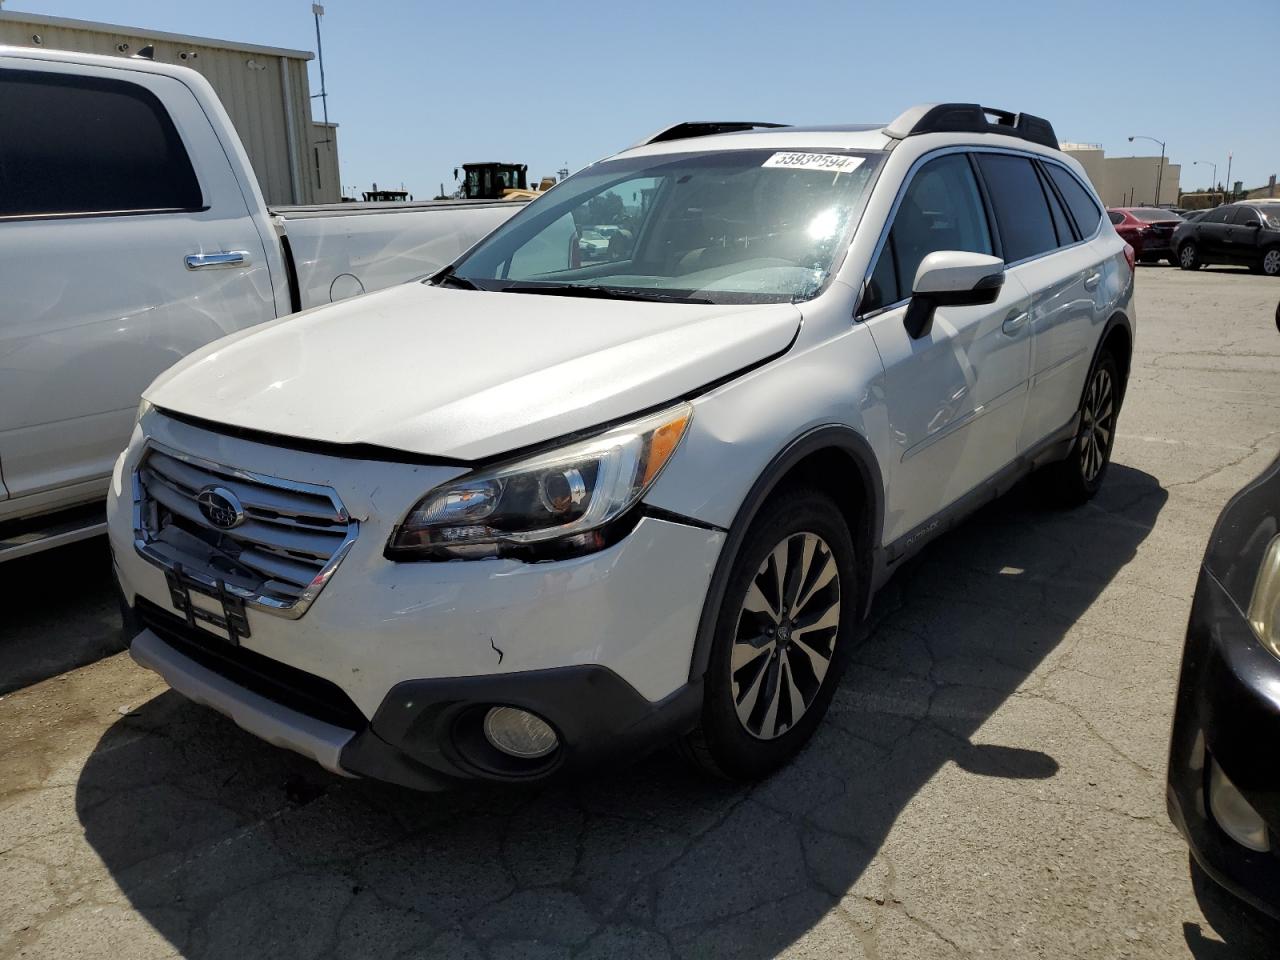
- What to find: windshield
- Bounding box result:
[1131,208,1182,222]
[447,148,883,304]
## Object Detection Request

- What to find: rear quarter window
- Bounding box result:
[0,69,202,218]
[1045,164,1103,237]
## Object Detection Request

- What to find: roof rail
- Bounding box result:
[884,103,1058,150]
[634,121,789,148]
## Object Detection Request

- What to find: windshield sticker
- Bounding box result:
[762,153,865,174]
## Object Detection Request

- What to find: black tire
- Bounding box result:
[1041,348,1122,506]
[681,487,857,780]
[1261,246,1280,277]
[1178,241,1201,270]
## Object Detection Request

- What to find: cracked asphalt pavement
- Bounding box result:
[3,266,1280,959]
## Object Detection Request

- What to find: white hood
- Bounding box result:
[146,282,801,461]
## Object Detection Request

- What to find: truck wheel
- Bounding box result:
[1042,348,1121,506]
[1178,242,1201,270]
[1262,247,1280,277]
[681,488,857,780]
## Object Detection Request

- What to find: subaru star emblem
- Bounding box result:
[196,486,245,530]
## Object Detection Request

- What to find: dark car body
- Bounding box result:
[1168,453,1280,920]
[1106,207,1184,264]
[1172,201,1280,275]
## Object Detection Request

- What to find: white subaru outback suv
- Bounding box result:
[108,103,1135,789]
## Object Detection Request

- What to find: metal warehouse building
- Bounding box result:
[0,10,340,204]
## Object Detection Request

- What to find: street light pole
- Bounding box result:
[312,4,329,135]
[1193,160,1217,191]
[1129,135,1167,206]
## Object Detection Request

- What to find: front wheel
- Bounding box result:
[1041,349,1121,505]
[681,488,857,780]
[1261,247,1280,277]
[1178,242,1201,270]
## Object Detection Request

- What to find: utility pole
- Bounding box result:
[1226,153,1233,199]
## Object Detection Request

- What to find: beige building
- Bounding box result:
[0,10,340,205]
[1060,143,1181,208]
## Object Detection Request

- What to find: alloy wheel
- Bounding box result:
[1180,244,1197,268]
[731,532,841,740]
[1263,249,1280,277]
[1079,366,1115,484]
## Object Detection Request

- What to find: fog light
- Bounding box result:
[483,707,558,759]
[1210,759,1270,852]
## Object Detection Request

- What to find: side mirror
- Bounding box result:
[1243,219,1261,229]
[903,251,1005,339]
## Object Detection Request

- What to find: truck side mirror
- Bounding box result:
[904,250,1005,339]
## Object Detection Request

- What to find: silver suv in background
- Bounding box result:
[109,103,1135,789]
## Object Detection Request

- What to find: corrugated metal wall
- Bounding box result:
[0,13,340,204]
[311,123,341,204]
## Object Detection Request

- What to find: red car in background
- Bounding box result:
[1107,207,1185,265]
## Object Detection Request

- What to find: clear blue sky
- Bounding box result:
[7,0,1276,197]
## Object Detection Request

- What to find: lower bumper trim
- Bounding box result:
[130,628,358,777]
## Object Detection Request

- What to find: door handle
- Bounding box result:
[1002,311,1029,335]
[185,251,250,270]
[1083,272,1102,291]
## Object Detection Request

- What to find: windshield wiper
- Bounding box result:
[500,283,711,304]
[430,265,481,291]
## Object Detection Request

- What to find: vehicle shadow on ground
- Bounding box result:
[73,463,1244,958]
[0,536,122,695]
[1182,856,1280,959]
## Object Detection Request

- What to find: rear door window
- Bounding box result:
[975,154,1058,263]
[1229,206,1261,226]
[0,68,202,218]
[1044,164,1103,237]
[1201,207,1232,224]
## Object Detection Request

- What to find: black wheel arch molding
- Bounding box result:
[684,423,886,684]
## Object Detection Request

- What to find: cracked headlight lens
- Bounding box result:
[387,404,692,560]
[1248,534,1280,659]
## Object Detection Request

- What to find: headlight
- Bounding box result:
[387,404,692,560]
[136,398,154,424]
[1248,534,1280,658]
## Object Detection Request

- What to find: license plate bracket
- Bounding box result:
[165,563,250,644]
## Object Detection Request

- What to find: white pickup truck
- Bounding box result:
[0,46,520,560]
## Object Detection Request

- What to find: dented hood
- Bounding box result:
[146,282,800,461]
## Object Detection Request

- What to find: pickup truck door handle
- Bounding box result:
[185,251,250,270]
[1083,271,1102,291]
[1001,310,1029,335]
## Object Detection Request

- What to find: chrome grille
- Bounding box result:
[132,443,358,618]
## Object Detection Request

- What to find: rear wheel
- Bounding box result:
[1041,349,1121,505]
[1262,247,1280,277]
[682,488,856,780]
[1179,241,1201,270]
